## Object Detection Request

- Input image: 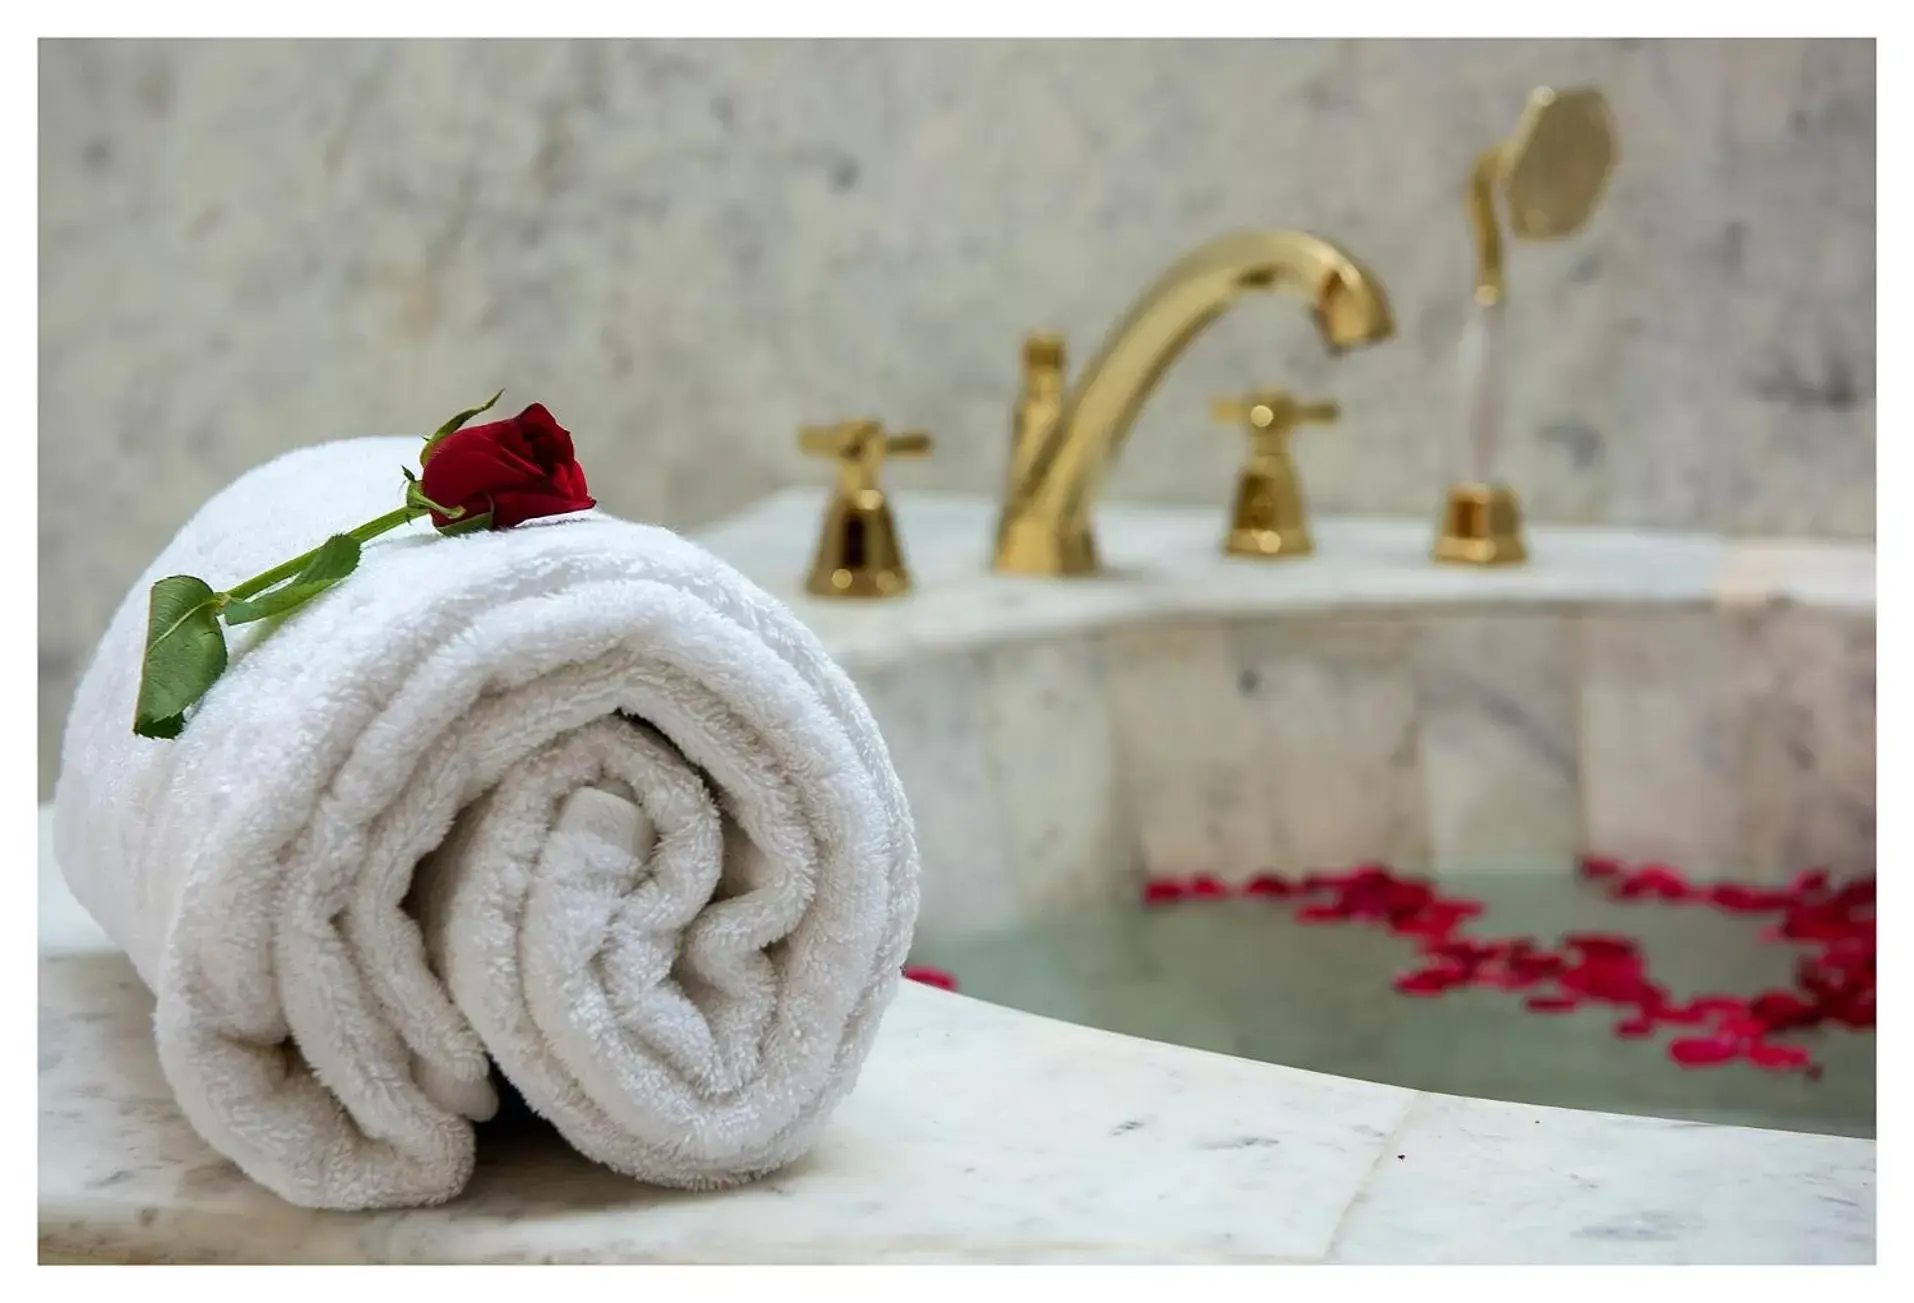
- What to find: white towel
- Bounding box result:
[51,436,920,1210]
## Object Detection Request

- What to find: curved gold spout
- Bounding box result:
[992,229,1395,576]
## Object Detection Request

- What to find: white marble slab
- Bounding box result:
[1326,1092,1875,1265]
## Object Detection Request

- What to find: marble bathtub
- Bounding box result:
[706,491,1875,939]
[36,490,1875,1263]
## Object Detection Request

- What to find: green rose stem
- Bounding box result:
[132,390,502,740]
[221,505,423,604]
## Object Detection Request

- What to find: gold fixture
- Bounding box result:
[799,419,933,599]
[1209,389,1339,559]
[1433,483,1527,566]
[992,230,1395,577]
[1466,86,1618,311]
[1438,85,1617,567]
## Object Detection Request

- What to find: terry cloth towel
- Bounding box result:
[52,436,920,1210]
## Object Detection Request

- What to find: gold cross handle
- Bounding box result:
[1209,390,1340,440]
[799,420,935,493]
[1209,390,1332,561]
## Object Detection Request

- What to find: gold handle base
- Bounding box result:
[806,492,915,599]
[1226,525,1314,559]
[1222,453,1313,560]
[1433,483,1528,566]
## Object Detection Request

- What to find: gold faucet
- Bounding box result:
[799,419,933,599]
[992,230,1395,576]
[1211,389,1339,559]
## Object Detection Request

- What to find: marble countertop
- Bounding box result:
[695,490,1874,673]
[38,497,1876,1264]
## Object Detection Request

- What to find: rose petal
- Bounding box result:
[1189,874,1229,899]
[902,965,957,991]
[1747,1041,1813,1071]
[1578,854,1625,880]
[1669,1036,1742,1066]
[1525,993,1581,1013]
[1244,873,1294,897]
[1564,932,1639,958]
[1394,967,1466,996]
[1653,1001,1709,1027]
[1684,994,1749,1019]
[1710,883,1788,912]
[1141,880,1187,905]
[1750,990,1814,1029]
[1788,868,1831,897]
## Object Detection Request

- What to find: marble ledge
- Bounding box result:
[36,811,1874,1264]
[697,490,1875,671]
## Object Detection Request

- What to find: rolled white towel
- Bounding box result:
[52,435,919,1210]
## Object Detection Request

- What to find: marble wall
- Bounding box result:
[38,39,1874,794]
[863,603,1877,947]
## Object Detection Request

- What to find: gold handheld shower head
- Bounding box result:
[1470,87,1618,306]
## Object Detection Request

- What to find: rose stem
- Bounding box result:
[223,505,427,603]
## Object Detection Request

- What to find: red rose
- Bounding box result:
[419,402,595,530]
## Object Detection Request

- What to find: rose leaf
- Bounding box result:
[420,388,504,461]
[222,534,363,626]
[133,575,229,739]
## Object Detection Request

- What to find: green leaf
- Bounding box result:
[222,534,362,626]
[420,388,504,461]
[133,575,229,739]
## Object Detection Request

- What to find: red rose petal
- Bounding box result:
[1710,882,1789,912]
[1578,854,1625,880]
[1564,932,1639,957]
[1789,868,1831,896]
[1143,855,1873,1077]
[1525,993,1581,1013]
[1684,995,1749,1019]
[1394,967,1466,996]
[1747,1041,1813,1071]
[1750,990,1814,1029]
[902,965,957,991]
[1244,873,1294,897]
[1669,1036,1742,1066]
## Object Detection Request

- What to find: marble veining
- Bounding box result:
[1233,614,1432,875]
[852,653,1021,939]
[1103,619,1279,884]
[1414,614,1585,874]
[1579,610,1763,878]
[971,635,1137,919]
